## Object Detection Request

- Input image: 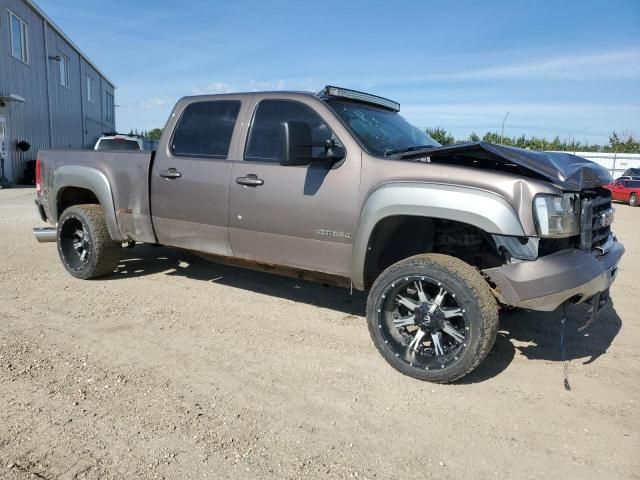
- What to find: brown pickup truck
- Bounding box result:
[33,86,624,382]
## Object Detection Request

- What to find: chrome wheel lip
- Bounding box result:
[376,274,470,370]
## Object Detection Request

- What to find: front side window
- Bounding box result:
[171,101,241,158]
[245,100,333,163]
[58,53,69,87]
[327,100,439,157]
[9,11,28,63]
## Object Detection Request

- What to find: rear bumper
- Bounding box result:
[483,240,624,311]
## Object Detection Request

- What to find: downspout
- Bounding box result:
[43,19,53,147]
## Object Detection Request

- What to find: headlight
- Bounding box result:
[534,193,580,238]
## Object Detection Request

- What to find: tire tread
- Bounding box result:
[367,254,499,383]
[57,204,120,279]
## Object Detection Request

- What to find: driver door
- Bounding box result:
[228,96,361,277]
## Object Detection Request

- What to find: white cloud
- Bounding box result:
[370,49,640,85]
[191,79,287,95]
[403,102,640,118]
[121,95,172,111]
[434,49,640,81]
[192,82,236,95]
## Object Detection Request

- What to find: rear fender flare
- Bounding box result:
[351,182,525,289]
[51,165,123,241]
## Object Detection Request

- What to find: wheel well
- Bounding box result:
[363,216,504,288]
[57,187,99,219]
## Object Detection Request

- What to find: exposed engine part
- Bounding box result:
[492,234,539,262]
[435,232,483,248]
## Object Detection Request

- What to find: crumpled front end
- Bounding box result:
[483,187,624,312]
[404,142,612,191]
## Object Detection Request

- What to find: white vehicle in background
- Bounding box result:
[94,133,144,151]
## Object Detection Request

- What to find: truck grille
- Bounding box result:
[580,188,612,251]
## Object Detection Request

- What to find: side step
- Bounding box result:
[33,227,57,243]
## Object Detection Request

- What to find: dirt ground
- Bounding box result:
[0,187,638,480]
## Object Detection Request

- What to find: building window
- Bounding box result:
[105,92,114,125]
[9,11,29,63]
[86,75,94,102]
[58,52,69,88]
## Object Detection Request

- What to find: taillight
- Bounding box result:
[35,159,42,194]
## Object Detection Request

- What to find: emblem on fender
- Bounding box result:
[316,229,352,240]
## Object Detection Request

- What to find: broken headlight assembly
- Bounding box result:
[533,193,581,238]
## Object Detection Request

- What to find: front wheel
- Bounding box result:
[630,193,638,207]
[367,254,499,383]
[57,204,120,279]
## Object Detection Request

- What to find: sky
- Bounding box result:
[38,0,640,144]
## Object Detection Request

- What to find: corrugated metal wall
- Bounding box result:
[0,0,115,183]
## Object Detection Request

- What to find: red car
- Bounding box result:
[605,178,640,206]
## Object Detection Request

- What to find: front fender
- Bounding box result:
[51,165,123,241]
[351,182,525,289]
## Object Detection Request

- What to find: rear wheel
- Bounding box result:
[367,254,499,383]
[57,204,120,279]
[630,193,638,207]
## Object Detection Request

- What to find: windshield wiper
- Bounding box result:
[384,145,437,157]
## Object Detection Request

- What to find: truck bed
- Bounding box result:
[37,149,157,243]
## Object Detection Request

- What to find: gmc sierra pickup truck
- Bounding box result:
[33,86,624,383]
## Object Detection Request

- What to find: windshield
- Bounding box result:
[327,100,440,157]
[96,139,141,151]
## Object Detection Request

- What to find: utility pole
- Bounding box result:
[584,127,588,149]
[500,112,510,144]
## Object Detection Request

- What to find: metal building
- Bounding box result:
[0,0,115,184]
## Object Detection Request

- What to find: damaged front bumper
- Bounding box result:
[483,239,624,311]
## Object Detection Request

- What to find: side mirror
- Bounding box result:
[280,121,312,166]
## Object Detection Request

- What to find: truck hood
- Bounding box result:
[402,142,611,191]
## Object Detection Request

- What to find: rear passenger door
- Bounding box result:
[151,98,246,256]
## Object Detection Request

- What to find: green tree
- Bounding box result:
[426,127,455,145]
[147,128,163,140]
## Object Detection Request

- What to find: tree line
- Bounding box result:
[134,126,640,154]
[426,127,640,154]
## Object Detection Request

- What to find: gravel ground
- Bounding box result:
[0,187,638,479]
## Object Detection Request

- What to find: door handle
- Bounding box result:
[236,174,264,187]
[159,168,182,179]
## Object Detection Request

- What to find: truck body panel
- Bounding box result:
[227,92,362,277]
[39,150,154,243]
[34,88,623,300]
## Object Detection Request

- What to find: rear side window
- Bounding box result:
[245,100,333,162]
[630,181,640,188]
[172,101,240,158]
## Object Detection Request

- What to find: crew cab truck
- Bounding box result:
[33,86,624,383]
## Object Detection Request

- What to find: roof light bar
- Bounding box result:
[322,85,400,112]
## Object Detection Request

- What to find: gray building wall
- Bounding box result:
[0,0,115,183]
